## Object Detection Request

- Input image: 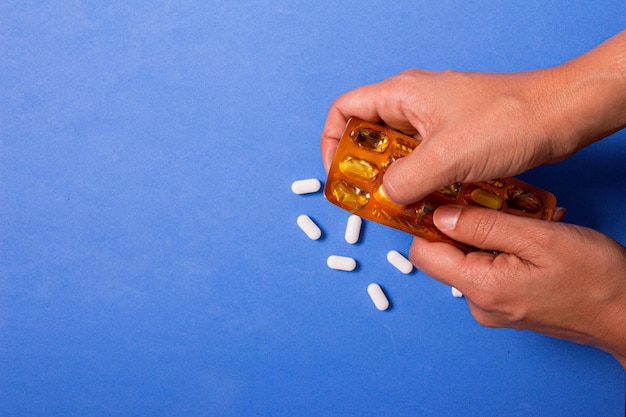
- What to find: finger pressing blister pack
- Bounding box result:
[324,118,557,252]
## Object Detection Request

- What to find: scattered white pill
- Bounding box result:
[367,283,390,311]
[291,178,321,195]
[297,214,322,240]
[327,255,357,271]
[386,250,413,274]
[344,215,362,244]
[451,287,464,298]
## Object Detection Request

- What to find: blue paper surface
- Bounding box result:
[1,1,625,416]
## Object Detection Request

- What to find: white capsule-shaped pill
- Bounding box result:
[451,287,464,298]
[387,250,413,274]
[327,255,356,271]
[297,214,322,240]
[367,283,390,311]
[291,178,321,195]
[344,215,362,244]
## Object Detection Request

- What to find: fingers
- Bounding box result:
[409,234,502,291]
[320,92,378,172]
[382,138,463,204]
[320,85,384,172]
[432,205,552,255]
[409,205,552,295]
[319,75,422,173]
[411,206,626,365]
[320,132,340,174]
[409,236,467,288]
[409,207,547,334]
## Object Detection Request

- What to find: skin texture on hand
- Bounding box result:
[412,206,626,369]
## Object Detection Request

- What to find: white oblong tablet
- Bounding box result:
[367,283,389,311]
[297,214,322,240]
[291,178,321,194]
[451,287,464,298]
[386,250,413,274]
[344,215,362,244]
[326,255,356,271]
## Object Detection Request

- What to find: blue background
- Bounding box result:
[1,1,625,416]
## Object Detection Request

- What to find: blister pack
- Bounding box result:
[324,118,557,251]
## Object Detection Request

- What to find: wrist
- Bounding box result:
[531,32,626,158]
[589,256,626,370]
[598,302,626,370]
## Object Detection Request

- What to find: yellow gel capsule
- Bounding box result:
[470,189,503,210]
[487,179,505,188]
[438,182,461,197]
[395,141,414,154]
[381,155,400,170]
[350,127,389,153]
[332,181,370,211]
[339,156,379,181]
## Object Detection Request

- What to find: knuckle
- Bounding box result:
[463,256,530,325]
[470,293,529,328]
[471,311,502,328]
[468,304,506,328]
[395,68,420,79]
[390,69,429,92]
[469,287,501,312]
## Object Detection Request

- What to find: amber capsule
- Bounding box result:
[509,189,542,213]
[416,202,434,219]
[470,189,503,210]
[395,141,414,154]
[350,127,389,153]
[339,156,379,181]
[381,154,402,170]
[331,181,370,211]
[438,182,461,197]
[487,179,505,188]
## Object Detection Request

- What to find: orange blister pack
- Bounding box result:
[324,118,557,251]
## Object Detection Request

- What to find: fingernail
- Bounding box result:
[434,206,462,231]
[552,207,566,222]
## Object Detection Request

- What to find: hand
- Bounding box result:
[321,69,572,204]
[321,32,626,204]
[410,205,626,368]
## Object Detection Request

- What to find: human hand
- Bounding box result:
[320,69,575,203]
[321,32,626,204]
[410,205,626,368]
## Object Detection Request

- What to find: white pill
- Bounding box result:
[386,250,413,274]
[344,215,362,244]
[291,178,321,194]
[451,287,464,298]
[297,214,322,240]
[367,283,390,311]
[327,255,356,271]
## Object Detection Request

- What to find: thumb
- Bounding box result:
[408,205,550,302]
[432,205,548,254]
[382,139,465,204]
